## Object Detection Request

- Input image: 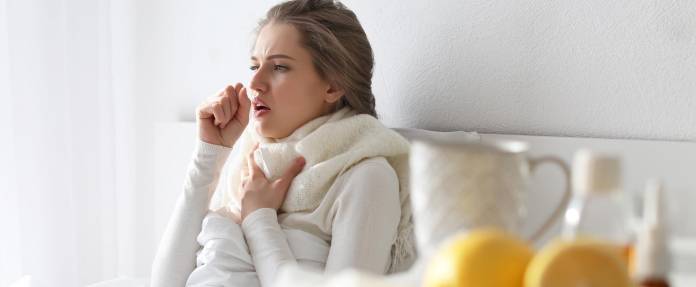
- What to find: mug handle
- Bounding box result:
[527,156,573,243]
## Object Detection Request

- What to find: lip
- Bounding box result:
[252,97,270,109]
[252,96,271,119]
[254,109,270,118]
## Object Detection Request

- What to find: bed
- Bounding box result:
[86,121,696,287]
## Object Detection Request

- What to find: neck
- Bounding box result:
[260,107,354,144]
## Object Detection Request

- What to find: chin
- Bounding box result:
[254,122,288,139]
[254,124,270,137]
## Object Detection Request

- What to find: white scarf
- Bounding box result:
[220,107,414,272]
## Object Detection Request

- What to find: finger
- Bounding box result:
[216,86,227,97]
[236,87,251,123]
[240,156,249,178]
[219,88,233,128]
[275,156,306,190]
[211,101,225,126]
[233,82,243,106]
[224,86,239,129]
[239,155,250,187]
[246,143,263,178]
[228,93,239,121]
[245,147,254,175]
[234,82,243,96]
[196,103,214,120]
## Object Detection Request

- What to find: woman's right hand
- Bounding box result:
[196,83,251,147]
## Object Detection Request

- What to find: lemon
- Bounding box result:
[525,239,632,287]
[423,229,534,287]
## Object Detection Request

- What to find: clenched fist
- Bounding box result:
[196,83,251,147]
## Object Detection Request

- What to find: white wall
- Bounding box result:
[136,0,695,141]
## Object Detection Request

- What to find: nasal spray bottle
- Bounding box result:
[633,179,671,287]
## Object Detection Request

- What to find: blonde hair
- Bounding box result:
[256,0,378,117]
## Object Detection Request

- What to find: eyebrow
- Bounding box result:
[250,54,296,61]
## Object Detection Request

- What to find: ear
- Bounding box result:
[324,83,345,104]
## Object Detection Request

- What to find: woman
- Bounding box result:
[151,1,414,286]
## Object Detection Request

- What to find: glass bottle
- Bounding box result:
[562,150,635,254]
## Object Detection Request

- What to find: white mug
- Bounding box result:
[409,138,571,255]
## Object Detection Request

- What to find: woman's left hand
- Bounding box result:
[240,144,306,221]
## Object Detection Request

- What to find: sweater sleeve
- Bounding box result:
[241,208,297,287]
[150,140,232,287]
[324,159,401,274]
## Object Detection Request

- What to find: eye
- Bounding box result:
[249,65,259,71]
[273,65,289,72]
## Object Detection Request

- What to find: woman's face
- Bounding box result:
[249,23,343,139]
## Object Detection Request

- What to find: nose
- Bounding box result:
[249,66,268,97]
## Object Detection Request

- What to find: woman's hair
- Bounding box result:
[256,0,377,118]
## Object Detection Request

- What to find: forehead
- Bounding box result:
[252,23,304,59]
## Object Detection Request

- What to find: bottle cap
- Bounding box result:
[572,149,622,195]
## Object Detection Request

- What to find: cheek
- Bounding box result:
[273,78,324,113]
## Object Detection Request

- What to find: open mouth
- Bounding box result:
[254,104,270,111]
[254,103,270,112]
[253,98,271,116]
[253,95,270,110]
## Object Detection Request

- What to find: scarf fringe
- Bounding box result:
[389,223,417,273]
